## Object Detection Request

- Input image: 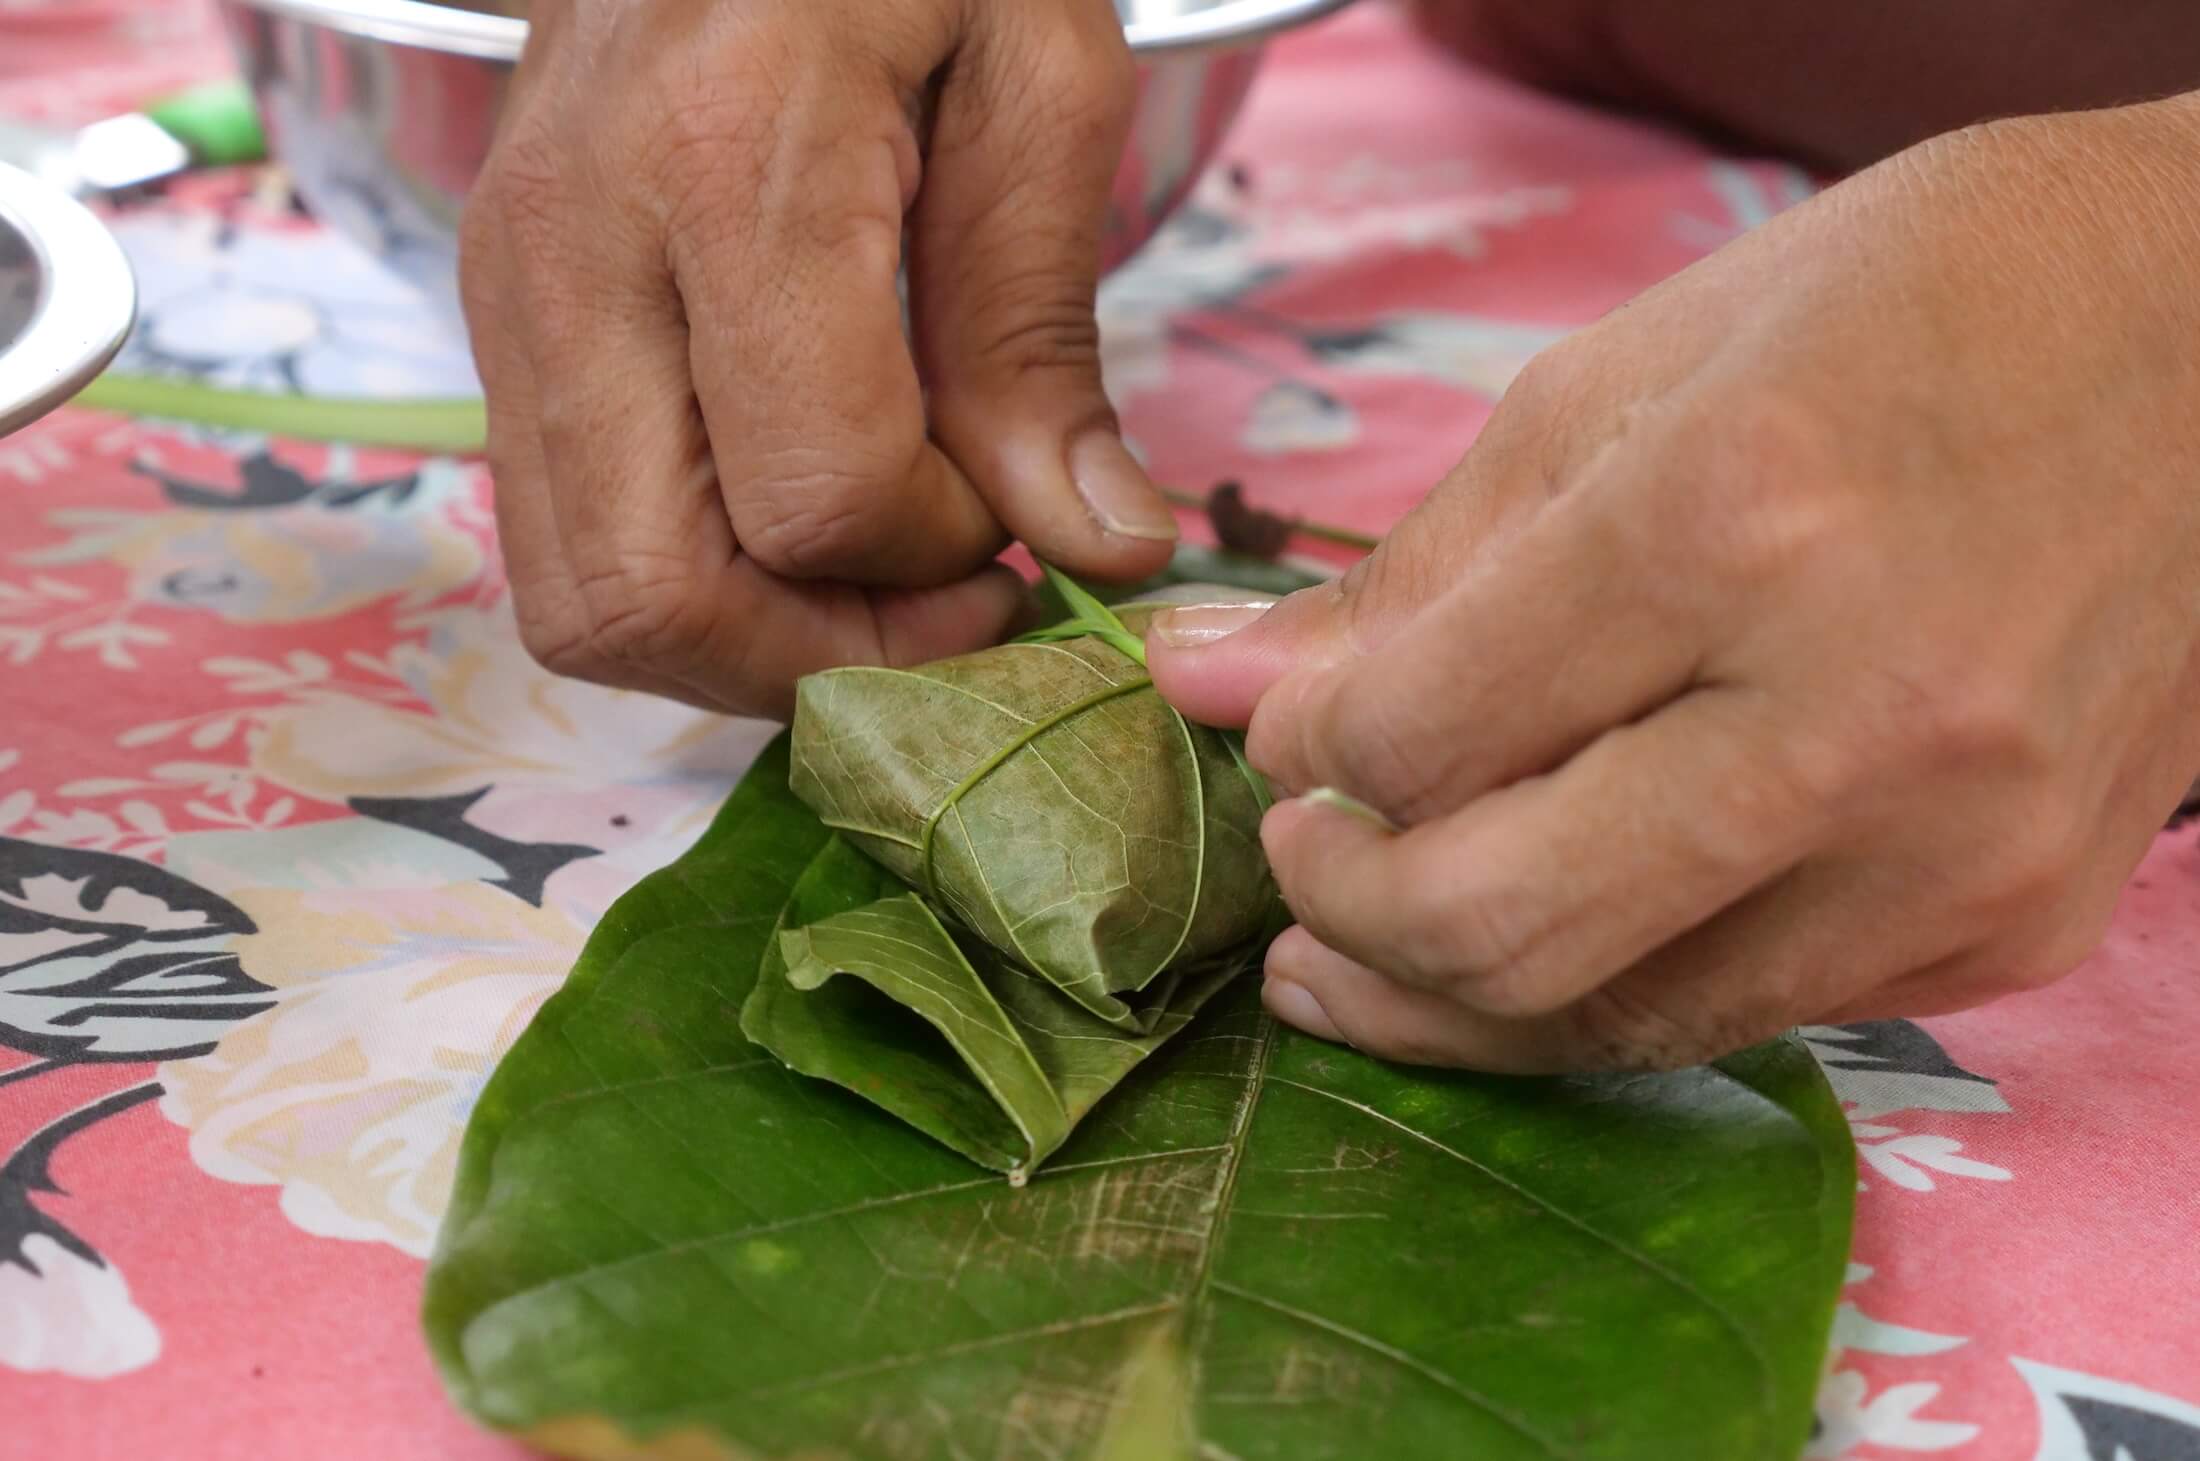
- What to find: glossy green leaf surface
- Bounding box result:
[425,737,1855,1461]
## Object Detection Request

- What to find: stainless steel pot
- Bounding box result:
[215,0,1353,325]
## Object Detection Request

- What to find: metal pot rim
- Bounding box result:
[0,162,137,438]
[223,0,1357,58]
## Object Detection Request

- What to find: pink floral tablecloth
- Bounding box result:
[5,5,2198,1459]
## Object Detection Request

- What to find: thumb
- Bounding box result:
[1145,550,1428,728]
[1149,392,1574,726]
[1143,581,1345,729]
[911,1,1179,583]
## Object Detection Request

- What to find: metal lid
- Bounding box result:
[0,162,138,438]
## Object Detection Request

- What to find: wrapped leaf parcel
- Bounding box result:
[739,573,1281,1180]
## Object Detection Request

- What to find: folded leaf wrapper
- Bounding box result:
[741,590,1279,1181]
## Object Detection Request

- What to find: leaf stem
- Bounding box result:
[1158,487,1381,554]
[73,381,1383,563]
[74,375,489,452]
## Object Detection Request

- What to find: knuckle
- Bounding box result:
[1769,718,1869,821]
[2004,945,2079,996]
[1844,656,2026,788]
[2027,904,2113,987]
[1662,728,1830,884]
[1024,20,1137,132]
[483,433,535,493]
[1563,985,1726,1071]
[1980,796,2087,911]
[1961,913,2092,1000]
[1913,667,2049,770]
[1855,642,2061,800]
[1722,738,1831,848]
[512,598,600,681]
[456,189,503,279]
[963,286,1102,374]
[645,95,776,229]
[1321,707,1478,830]
[572,554,722,671]
[1348,1019,1464,1070]
[733,470,889,578]
[1320,691,1426,810]
[1245,666,1327,790]
[1688,394,1856,589]
[474,130,571,246]
[1331,543,1433,654]
[1498,342,1580,417]
[1401,875,1559,1013]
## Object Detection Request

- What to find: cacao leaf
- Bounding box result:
[424,736,1854,1461]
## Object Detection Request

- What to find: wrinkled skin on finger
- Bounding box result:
[464,0,1177,719]
[1149,97,2200,1072]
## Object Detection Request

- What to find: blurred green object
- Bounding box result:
[0,79,264,198]
[69,377,1354,598]
[76,375,487,452]
[142,80,266,168]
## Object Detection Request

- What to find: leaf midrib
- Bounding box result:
[525,1008,1287,1446]
[1183,1016,1278,1374]
[1167,1019,1573,1458]
[1209,1282,1563,1456]
[464,1140,1239,1329]
[911,675,1153,900]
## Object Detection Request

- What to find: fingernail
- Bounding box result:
[1264,976,1344,1043]
[1304,786,1399,832]
[1149,601,1271,649]
[1069,431,1178,542]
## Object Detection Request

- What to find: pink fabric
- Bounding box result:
[0,0,230,122]
[4,5,2197,1459]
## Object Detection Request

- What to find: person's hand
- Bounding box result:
[1147,98,2200,1072]
[465,0,1178,718]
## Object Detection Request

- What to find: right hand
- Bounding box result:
[464,0,1180,718]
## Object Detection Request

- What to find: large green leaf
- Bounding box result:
[425,736,1854,1461]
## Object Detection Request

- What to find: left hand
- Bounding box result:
[1145,98,2200,1073]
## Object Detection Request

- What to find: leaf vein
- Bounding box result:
[1208,1282,1569,1456]
[1265,1075,1779,1413]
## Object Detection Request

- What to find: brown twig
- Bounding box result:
[1159,484,1381,557]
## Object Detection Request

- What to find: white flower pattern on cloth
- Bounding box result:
[6,9,2198,1449]
[1800,1020,2028,1457]
[153,602,772,1255]
[1812,1266,1981,1456]
[0,1235,160,1380]
[19,439,485,627]
[1849,1124,2014,1194]
[1811,1370,1982,1456]
[155,857,590,1256]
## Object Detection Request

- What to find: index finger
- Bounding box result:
[1259,687,1834,1020]
[1241,457,1711,820]
[517,222,1022,716]
[621,4,1005,587]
